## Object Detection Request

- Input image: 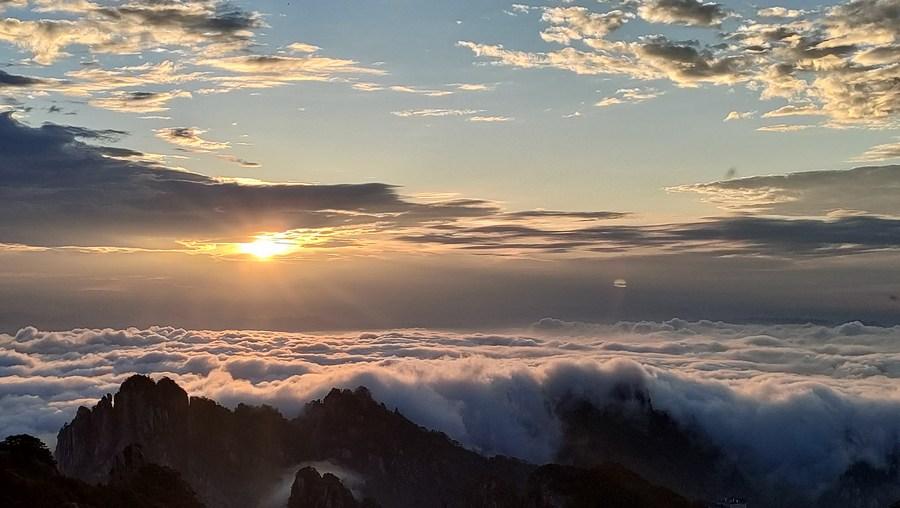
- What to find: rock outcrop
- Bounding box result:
[56,375,291,508]
[288,466,381,508]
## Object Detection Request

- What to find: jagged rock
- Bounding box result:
[554,387,752,502]
[293,387,532,508]
[56,375,189,485]
[55,375,291,508]
[287,466,375,508]
[52,375,722,508]
[815,455,900,508]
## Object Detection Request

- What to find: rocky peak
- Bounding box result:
[288,466,379,508]
[55,374,292,508]
[55,374,191,485]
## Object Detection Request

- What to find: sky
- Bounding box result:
[1,0,900,330]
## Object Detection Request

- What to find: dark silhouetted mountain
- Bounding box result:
[0,433,204,508]
[291,386,532,507]
[105,443,205,508]
[52,375,718,508]
[524,463,704,508]
[815,453,900,508]
[44,374,900,507]
[56,375,292,507]
[288,466,381,508]
[554,384,753,503]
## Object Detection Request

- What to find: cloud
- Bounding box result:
[539,6,633,45]
[155,127,229,152]
[0,0,26,9]
[757,7,808,19]
[0,3,378,114]
[461,0,900,128]
[724,110,756,121]
[761,104,825,118]
[89,90,193,113]
[391,109,482,118]
[352,82,454,96]
[0,69,48,87]
[638,0,728,26]
[3,113,898,260]
[854,139,900,162]
[460,34,748,88]
[198,55,383,90]
[399,214,900,258]
[468,115,513,123]
[669,165,900,216]
[4,321,900,501]
[216,154,261,168]
[285,42,321,54]
[596,87,663,107]
[756,123,815,132]
[0,112,495,247]
[0,0,262,64]
[0,112,640,255]
[453,83,495,92]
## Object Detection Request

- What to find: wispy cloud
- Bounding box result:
[391,108,482,118]
[155,127,229,152]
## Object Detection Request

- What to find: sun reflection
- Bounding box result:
[238,235,295,260]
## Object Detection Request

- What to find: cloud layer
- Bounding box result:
[3,321,900,498]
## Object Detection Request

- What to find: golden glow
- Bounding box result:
[239,235,295,260]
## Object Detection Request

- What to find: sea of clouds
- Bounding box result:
[2,319,900,495]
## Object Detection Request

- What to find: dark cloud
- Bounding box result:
[638,0,728,26]
[399,213,900,258]
[503,210,630,220]
[670,165,900,216]
[0,115,666,251]
[0,69,46,87]
[827,0,900,36]
[671,215,900,255]
[636,36,747,82]
[97,2,262,39]
[0,112,497,247]
[0,0,263,64]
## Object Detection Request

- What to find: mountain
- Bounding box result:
[56,375,292,507]
[0,433,204,508]
[524,464,702,508]
[51,374,712,507]
[554,385,753,502]
[288,466,381,508]
[290,386,533,507]
[815,453,900,508]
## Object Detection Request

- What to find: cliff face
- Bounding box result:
[554,387,752,502]
[56,376,190,484]
[56,375,291,508]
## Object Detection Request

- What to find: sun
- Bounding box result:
[238,236,294,260]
